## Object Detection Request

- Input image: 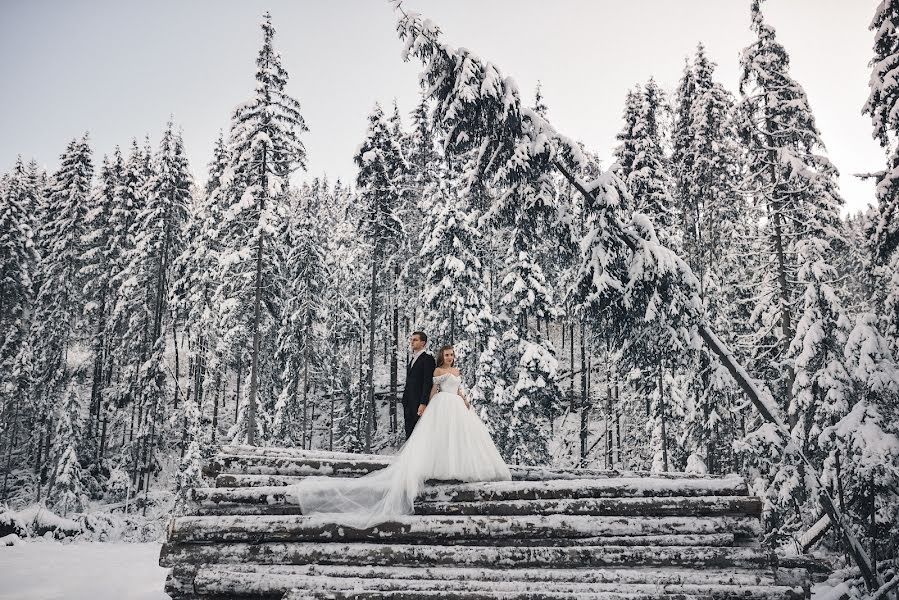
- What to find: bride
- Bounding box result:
[288,344,511,528]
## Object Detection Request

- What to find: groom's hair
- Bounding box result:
[412,331,428,343]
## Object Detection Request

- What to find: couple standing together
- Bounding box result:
[289,330,511,529]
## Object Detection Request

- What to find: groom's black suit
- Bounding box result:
[402,351,436,439]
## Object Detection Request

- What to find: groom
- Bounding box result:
[402,331,436,439]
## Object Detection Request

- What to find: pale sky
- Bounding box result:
[0,0,884,214]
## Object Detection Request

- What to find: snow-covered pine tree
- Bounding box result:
[355,102,407,452]
[419,167,493,370]
[612,88,642,215]
[736,0,860,542]
[751,235,852,541]
[46,381,89,516]
[29,133,93,495]
[864,0,899,267]
[737,0,842,420]
[823,312,899,558]
[863,0,899,354]
[81,149,126,452]
[221,11,307,445]
[171,130,231,452]
[0,158,40,497]
[0,157,39,427]
[321,182,367,453]
[1,335,34,501]
[627,79,679,249]
[612,80,687,471]
[671,44,747,473]
[488,115,564,467]
[115,121,191,492]
[386,101,415,440]
[274,182,328,447]
[100,139,153,476]
[175,391,203,504]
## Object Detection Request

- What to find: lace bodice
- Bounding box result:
[434,372,462,394]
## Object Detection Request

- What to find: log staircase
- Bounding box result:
[160,445,826,599]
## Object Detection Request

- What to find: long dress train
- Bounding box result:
[287,373,511,528]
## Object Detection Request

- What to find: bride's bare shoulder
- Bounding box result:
[433,367,447,376]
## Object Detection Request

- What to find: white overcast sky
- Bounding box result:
[0,0,884,214]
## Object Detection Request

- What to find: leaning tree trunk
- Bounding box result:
[553,159,881,590]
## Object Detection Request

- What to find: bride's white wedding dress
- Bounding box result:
[288,372,511,528]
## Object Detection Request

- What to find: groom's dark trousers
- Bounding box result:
[401,352,436,439]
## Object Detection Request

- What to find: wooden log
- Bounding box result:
[215,472,747,492]
[210,450,735,482]
[420,496,763,518]
[176,562,784,587]
[168,514,758,545]
[193,567,805,599]
[184,493,763,518]
[159,540,776,570]
[283,590,804,600]
[203,455,387,478]
[418,477,748,502]
[215,473,301,488]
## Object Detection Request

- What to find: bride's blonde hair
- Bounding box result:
[436,344,455,368]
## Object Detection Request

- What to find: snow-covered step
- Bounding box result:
[209,449,736,482]
[421,496,763,517]
[173,562,789,587]
[214,471,748,490]
[167,514,759,545]
[185,486,761,518]
[281,591,803,600]
[418,477,748,501]
[190,566,806,599]
[204,476,748,503]
[159,541,776,570]
[203,453,387,478]
[160,446,814,600]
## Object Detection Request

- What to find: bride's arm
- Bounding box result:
[457,380,470,409]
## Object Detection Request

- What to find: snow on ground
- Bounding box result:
[0,539,169,600]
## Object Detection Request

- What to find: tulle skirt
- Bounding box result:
[287,390,511,529]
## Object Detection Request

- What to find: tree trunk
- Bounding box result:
[569,323,576,412]
[302,322,311,448]
[390,264,399,436]
[247,150,268,446]
[1,394,20,500]
[88,291,107,440]
[212,370,221,444]
[365,247,379,453]
[172,318,181,410]
[659,362,669,473]
[579,323,588,461]
[605,365,613,469]
[614,372,621,467]
[234,353,242,423]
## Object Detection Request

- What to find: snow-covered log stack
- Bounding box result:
[160,445,825,599]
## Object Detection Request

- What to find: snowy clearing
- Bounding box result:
[0,540,168,600]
